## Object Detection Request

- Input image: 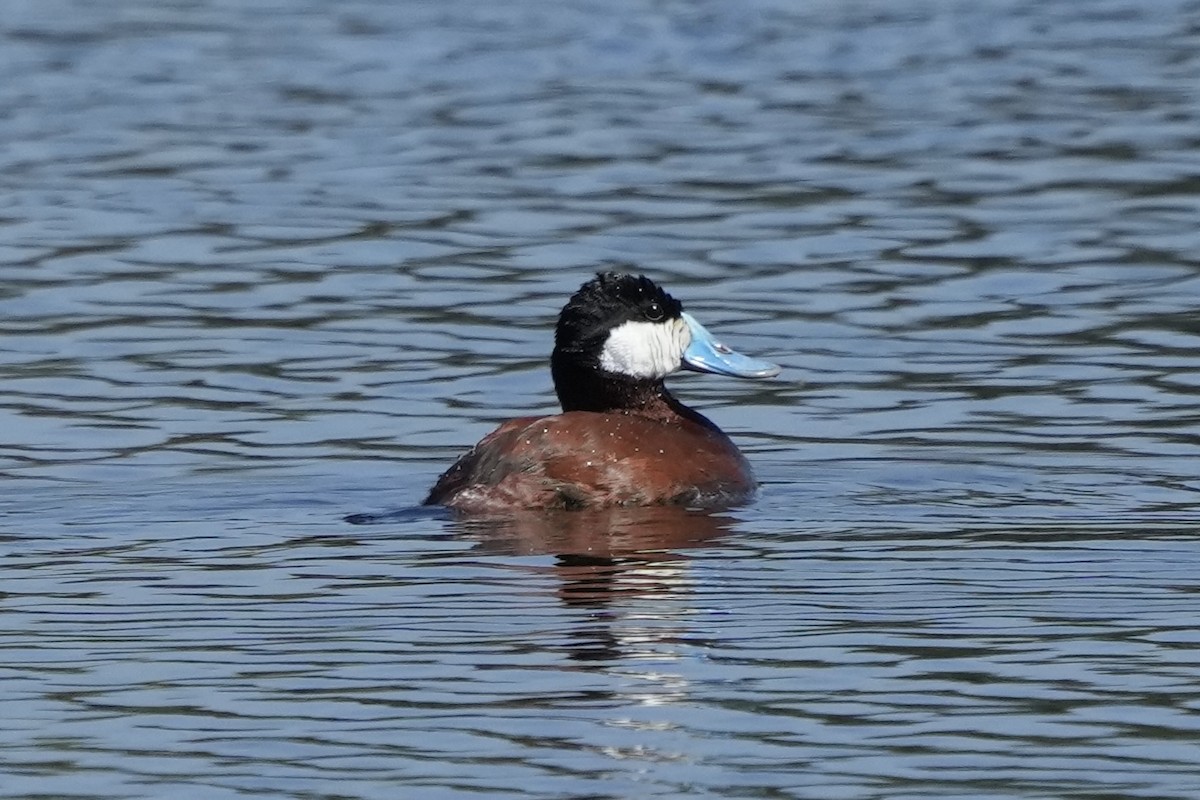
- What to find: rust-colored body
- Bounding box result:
[425,397,754,513]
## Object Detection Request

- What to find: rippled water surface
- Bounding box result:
[5,0,1200,797]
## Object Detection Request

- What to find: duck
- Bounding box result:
[424,271,780,512]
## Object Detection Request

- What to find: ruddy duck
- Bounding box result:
[424,272,780,512]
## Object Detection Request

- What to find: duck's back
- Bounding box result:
[425,410,754,513]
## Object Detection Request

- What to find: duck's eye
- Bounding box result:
[645,302,665,322]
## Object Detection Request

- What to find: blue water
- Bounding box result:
[4,0,1200,797]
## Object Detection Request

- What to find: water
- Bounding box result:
[4,0,1200,797]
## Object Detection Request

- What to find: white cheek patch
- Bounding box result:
[598,318,691,379]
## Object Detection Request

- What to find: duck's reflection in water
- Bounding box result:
[448,505,734,667]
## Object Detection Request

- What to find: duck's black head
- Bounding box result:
[550,272,779,413]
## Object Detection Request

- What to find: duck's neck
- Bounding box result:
[551,360,718,430]
[551,359,656,412]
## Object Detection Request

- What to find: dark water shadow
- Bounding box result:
[348,503,733,661]
[343,505,452,525]
[450,505,735,662]
[445,504,733,559]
